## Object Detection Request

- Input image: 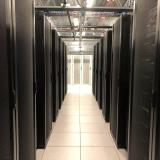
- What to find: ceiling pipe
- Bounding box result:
[35,6,133,13]
[63,0,76,39]
[60,36,103,39]
[84,25,113,29]
[57,29,106,33]
[67,11,76,39]
[78,0,87,50]
[63,39,98,41]
[57,25,113,29]
[75,0,83,7]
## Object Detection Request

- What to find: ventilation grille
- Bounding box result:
[124,0,135,7]
[34,0,43,6]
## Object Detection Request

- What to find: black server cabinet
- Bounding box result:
[102,30,112,122]
[52,30,60,121]
[128,0,159,159]
[110,15,132,148]
[15,0,35,159]
[62,43,65,99]
[154,106,160,160]
[153,8,160,159]
[44,15,52,144]
[0,0,18,159]
[64,43,67,99]
[92,45,96,95]
[94,44,98,98]
[97,40,103,108]
[59,38,62,107]
[62,43,66,100]
[62,42,65,100]
[61,41,64,103]
[59,38,64,107]
[95,43,99,100]
[64,45,67,95]
[35,13,52,148]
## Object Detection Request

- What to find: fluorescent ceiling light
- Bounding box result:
[73,18,79,26]
[66,3,70,7]
[82,31,86,36]
[86,0,94,8]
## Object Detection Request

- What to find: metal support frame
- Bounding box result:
[35,6,133,13]
[61,36,103,39]
[56,26,112,31]
[84,26,113,29]
[64,39,98,42]
[58,29,106,33]
[67,11,75,39]
[63,0,75,39]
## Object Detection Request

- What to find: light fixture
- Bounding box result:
[86,0,94,8]
[66,3,70,7]
[82,31,86,36]
[73,18,79,26]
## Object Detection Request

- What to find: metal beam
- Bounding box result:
[57,26,113,29]
[60,36,103,39]
[58,30,105,33]
[66,11,75,39]
[63,0,75,39]
[63,39,98,42]
[35,6,133,13]
[84,26,113,29]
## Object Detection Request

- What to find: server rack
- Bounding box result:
[0,0,18,159]
[59,38,65,107]
[62,43,65,99]
[92,45,96,95]
[64,45,68,95]
[44,15,52,144]
[35,13,52,148]
[15,0,35,159]
[97,40,103,108]
[101,39,104,109]
[0,0,36,159]
[128,0,159,159]
[59,38,62,108]
[102,30,112,122]
[95,43,99,100]
[154,106,160,160]
[61,41,64,102]
[110,15,132,148]
[63,43,67,99]
[153,5,160,159]
[52,30,60,121]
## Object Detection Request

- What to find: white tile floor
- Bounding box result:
[37,85,127,160]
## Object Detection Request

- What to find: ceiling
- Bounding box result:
[35,0,134,54]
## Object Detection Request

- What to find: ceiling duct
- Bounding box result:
[124,0,135,7]
[118,0,127,6]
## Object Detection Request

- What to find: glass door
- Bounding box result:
[73,55,81,84]
[67,55,93,85]
[82,55,93,85]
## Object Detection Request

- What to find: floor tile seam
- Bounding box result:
[80,145,115,147]
[47,145,81,147]
[80,131,109,133]
[112,145,122,160]
[37,149,45,160]
[53,132,81,133]
[80,146,115,148]
[79,86,82,160]
[50,130,109,134]
[106,129,122,160]
[52,132,109,133]
[46,146,81,148]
